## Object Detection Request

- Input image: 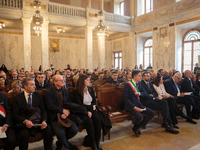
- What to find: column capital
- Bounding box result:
[22,18,31,24]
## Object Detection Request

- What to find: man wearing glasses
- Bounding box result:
[164,72,197,124]
[45,75,78,150]
[35,73,52,90]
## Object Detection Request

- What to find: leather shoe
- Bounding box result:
[132,127,140,137]
[96,141,103,150]
[56,141,62,150]
[165,126,179,134]
[191,114,199,119]
[186,117,197,124]
[137,128,141,135]
[161,123,167,128]
[69,144,79,150]
[173,124,179,129]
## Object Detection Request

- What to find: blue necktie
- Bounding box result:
[190,79,193,87]
[27,94,32,107]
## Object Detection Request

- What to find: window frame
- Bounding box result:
[182,28,200,72]
[114,51,122,69]
[145,0,153,14]
[143,37,153,69]
[119,1,124,15]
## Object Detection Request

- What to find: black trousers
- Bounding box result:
[127,107,155,128]
[165,98,185,125]
[84,110,101,143]
[176,95,196,117]
[17,125,52,150]
[3,127,17,150]
[141,99,172,124]
[50,120,78,148]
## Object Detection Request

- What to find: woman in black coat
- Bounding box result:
[73,75,102,150]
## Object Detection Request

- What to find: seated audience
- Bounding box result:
[134,65,138,70]
[146,63,153,70]
[95,72,104,82]
[108,71,121,84]
[0,64,8,73]
[55,70,61,75]
[140,72,179,133]
[73,72,79,87]
[11,71,18,80]
[18,72,25,82]
[49,63,55,71]
[70,70,74,76]
[122,70,132,83]
[29,71,35,80]
[62,75,72,88]
[0,76,5,87]
[164,72,198,123]
[24,71,29,77]
[46,70,52,81]
[39,65,43,72]
[20,68,24,73]
[66,69,73,78]
[0,71,10,85]
[62,71,66,77]
[169,70,173,78]
[13,78,52,150]
[172,69,177,75]
[157,69,165,79]
[118,70,123,80]
[45,75,78,150]
[163,70,170,80]
[194,63,199,74]
[124,70,155,137]
[152,75,194,128]
[35,73,52,90]
[104,70,109,78]
[0,92,17,150]
[180,70,200,117]
[73,75,103,150]
[139,64,144,70]
[8,80,24,93]
[150,72,157,82]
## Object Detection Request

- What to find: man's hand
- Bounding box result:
[135,92,140,96]
[41,121,47,130]
[88,111,92,118]
[134,107,143,113]
[1,124,8,133]
[25,120,34,129]
[180,93,185,97]
[93,105,96,111]
[63,109,70,117]
[61,114,67,119]
[149,94,153,97]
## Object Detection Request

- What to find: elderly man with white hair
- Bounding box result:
[164,72,197,124]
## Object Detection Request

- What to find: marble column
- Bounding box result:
[22,18,31,71]
[99,0,104,10]
[85,26,93,69]
[98,34,106,70]
[87,0,91,7]
[41,21,49,71]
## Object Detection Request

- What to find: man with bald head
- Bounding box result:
[150,72,157,81]
[164,72,197,124]
[45,75,78,150]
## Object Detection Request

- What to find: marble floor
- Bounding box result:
[14,116,200,150]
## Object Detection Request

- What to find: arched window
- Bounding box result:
[183,29,200,71]
[143,38,153,69]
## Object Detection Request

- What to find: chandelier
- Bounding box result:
[95,10,108,37]
[57,27,65,33]
[31,10,43,35]
[0,22,5,29]
[33,0,41,9]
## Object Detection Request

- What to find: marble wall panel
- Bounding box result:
[31,36,42,71]
[93,40,98,69]
[153,25,176,71]
[0,34,23,70]
[175,0,200,13]
[155,0,173,9]
[122,36,132,68]
[136,13,154,25]
[155,7,173,19]
[105,40,112,69]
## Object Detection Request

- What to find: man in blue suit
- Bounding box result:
[124,70,155,137]
[164,72,197,124]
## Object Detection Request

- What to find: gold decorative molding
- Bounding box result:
[49,34,85,39]
[136,29,152,35]
[25,2,46,10]
[49,39,59,52]
[159,26,168,38]
[0,31,23,35]
[176,16,200,25]
[89,13,96,18]
[155,7,173,19]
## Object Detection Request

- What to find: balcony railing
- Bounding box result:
[0,0,22,8]
[104,12,131,25]
[48,2,86,18]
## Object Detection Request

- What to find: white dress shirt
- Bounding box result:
[153,84,171,100]
[24,90,32,105]
[83,89,92,105]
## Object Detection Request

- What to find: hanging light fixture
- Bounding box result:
[95,10,108,37]
[31,10,43,36]
[33,0,41,9]
[57,27,65,33]
[0,22,5,29]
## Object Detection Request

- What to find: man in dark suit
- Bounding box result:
[13,78,52,150]
[146,63,153,70]
[108,71,121,84]
[122,70,132,83]
[0,71,10,86]
[0,93,17,150]
[180,70,200,117]
[140,72,179,133]
[95,72,105,82]
[157,69,166,80]
[29,71,35,81]
[124,70,155,137]
[45,75,78,150]
[66,69,73,78]
[35,73,52,90]
[164,72,197,124]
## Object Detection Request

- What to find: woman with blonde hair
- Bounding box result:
[8,80,24,93]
